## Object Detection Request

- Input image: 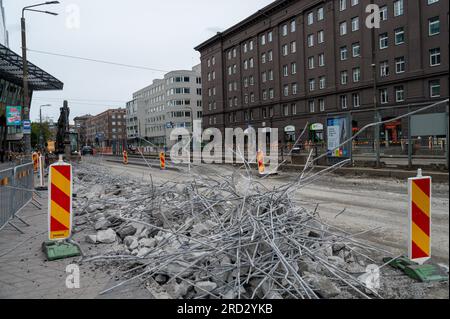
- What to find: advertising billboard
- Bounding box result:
[327,116,350,158]
[6,106,22,126]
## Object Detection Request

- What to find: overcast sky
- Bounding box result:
[4,0,273,123]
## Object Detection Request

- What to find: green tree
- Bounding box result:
[31,122,53,150]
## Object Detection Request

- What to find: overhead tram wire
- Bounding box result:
[32,97,129,104]
[32,97,128,103]
[26,48,169,73]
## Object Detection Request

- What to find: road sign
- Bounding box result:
[48,159,73,241]
[257,150,265,175]
[160,152,166,170]
[408,169,432,264]
[23,120,31,135]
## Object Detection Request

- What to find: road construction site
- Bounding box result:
[73,156,448,299]
[0,156,448,299]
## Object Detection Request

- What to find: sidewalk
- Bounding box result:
[0,191,112,299]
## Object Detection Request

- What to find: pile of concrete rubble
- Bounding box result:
[73,164,385,299]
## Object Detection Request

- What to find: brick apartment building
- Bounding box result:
[73,114,92,146]
[85,108,127,154]
[195,0,449,151]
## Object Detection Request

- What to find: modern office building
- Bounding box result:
[85,108,127,154]
[195,0,449,150]
[126,65,203,149]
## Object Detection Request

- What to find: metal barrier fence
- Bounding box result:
[0,167,14,228]
[0,162,34,232]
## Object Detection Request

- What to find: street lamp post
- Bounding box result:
[372,63,381,169]
[39,104,51,151]
[21,1,60,156]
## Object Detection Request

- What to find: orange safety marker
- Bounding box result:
[48,157,73,241]
[408,169,432,264]
[123,150,128,165]
[160,152,166,170]
[257,150,265,175]
[32,152,39,173]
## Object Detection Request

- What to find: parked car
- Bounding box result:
[81,146,94,155]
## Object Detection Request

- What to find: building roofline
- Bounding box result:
[194,0,294,51]
[0,43,64,91]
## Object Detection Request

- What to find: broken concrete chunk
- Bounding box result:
[124,236,139,250]
[139,238,156,248]
[165,281,190,299]
[194,281,217,294]
[96,229,117,244]
[85,235,97,244]
[137,247,151,258]
[117,225,137,240]
[87,203,104,213]
[94,219,112,231]
[304,272,341,299]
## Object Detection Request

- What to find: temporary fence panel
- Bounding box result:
[13,163,34,216]
[0,168,14,228]
[0,162,34,230]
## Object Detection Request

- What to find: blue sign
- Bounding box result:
[23,120,31,135]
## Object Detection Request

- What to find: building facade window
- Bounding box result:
[309,100,315,113]
[319,99,325,112]
[394,0,404,17]
[352,93,360,107]
[351,17,359,31]
[395,28,405,45]
[317,7,324,20]
[430,48,441,66]
[429,17,440,35]
[353,67,361,82]
[380,61,389,77]
[319,76,326,89]
[395,86,405,102]
[308,34,314,47]
[340,46,348,60]
[340,22,348,35]
[395,57,406,73]
[430,80,441,97]
[308,56,315,69]
[380,88,388,104]
[352,42,360,57]
[380,33,388,49]
[318,53,325,66]
[340,95,348,109]
[318,30,324,43]
[341,71,348,85]
[309,79,316,91]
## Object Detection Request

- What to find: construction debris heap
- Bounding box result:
[73,163,388,299]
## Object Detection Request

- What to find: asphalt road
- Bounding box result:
[82,156,449,266]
